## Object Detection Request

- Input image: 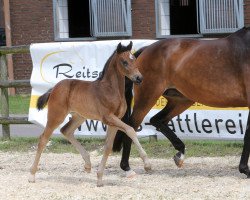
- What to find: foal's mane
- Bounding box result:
[97,50,116,81]
[97,43,132,81]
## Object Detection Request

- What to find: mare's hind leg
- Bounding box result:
[60,114,91,172]
[28,110,68,182]
[150,90,194,167]
[239,111,250,177]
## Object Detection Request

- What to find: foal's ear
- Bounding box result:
[116,41,133,53]
[127,41,133,51]
[117,42,123,54]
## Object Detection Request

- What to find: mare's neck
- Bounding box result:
[100,55,125,96]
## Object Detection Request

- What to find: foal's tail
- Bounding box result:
[36,89,52,111]
[112,46,147,152]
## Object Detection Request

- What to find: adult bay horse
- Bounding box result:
[28,42,151,187]
[113,27,250,178]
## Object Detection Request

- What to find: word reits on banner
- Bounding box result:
[53,64,102,79]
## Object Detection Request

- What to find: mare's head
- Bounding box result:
[115,41,143,84]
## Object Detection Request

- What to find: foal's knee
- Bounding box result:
[126,126,135,135]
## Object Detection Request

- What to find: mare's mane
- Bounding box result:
[227,26,250,39]
[134,46,148,58]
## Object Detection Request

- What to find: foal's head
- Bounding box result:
[116,41,143,84]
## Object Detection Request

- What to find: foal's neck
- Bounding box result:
[100,55,125,96]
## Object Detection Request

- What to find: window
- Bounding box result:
[53,0,132,40]
[199,0,244,34]
[155,0,244,37]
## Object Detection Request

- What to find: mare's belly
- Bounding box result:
[177,82,247,108]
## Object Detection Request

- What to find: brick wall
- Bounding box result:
[244,0,250,26]
[0,0,4,28]
[131,0,156,39]
[9,0,54,93]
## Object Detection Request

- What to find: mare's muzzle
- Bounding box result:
[132,75,143,85]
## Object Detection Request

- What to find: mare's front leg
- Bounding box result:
[117,84,166,177]
[97,126,117,187]
[239,110,250,177]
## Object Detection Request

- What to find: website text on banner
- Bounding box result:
[29,40,248,139]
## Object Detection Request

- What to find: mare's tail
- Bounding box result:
[112,46,147,152]
[36,89,52,111]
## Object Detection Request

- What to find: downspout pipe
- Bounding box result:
[3,0,15,95]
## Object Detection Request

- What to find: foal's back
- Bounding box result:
[47,79,114,121]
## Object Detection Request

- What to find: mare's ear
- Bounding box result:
[117,42,122,54]
[127,41,133,51]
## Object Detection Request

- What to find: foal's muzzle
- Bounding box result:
[133,75,143,85]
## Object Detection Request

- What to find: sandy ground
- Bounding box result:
[0,151,250,200]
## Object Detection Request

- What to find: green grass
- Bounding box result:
[0,137,104,153]
[2,95,30,114]
[0,137,243,158]
[130,139,243,158]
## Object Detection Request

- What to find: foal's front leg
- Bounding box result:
[97,126,117,187]
[105,115,151,172]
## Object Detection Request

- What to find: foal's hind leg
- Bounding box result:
[150,93,193,167]
[97,126,117,187]
[28,110,67,182]
[60,114,91,173]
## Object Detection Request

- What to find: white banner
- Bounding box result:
[29,40,248,139]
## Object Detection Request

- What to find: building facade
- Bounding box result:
[0,0,250,93]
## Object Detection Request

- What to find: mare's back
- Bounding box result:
[137,37,248,107]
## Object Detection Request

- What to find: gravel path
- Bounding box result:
[0,151,249,200]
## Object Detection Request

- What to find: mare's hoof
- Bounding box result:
[28,174,36,183]
[239,165,250,178]
[125,170,137,178]
[173,152,185,168]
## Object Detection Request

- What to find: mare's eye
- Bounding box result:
[122,60,128,67]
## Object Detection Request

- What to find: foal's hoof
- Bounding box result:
[84,165,91,173]
[144,162,152,172]
[97,181,104,187]
[125,170,137,178]
[28,174,36,183]
[173,152,185,168]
